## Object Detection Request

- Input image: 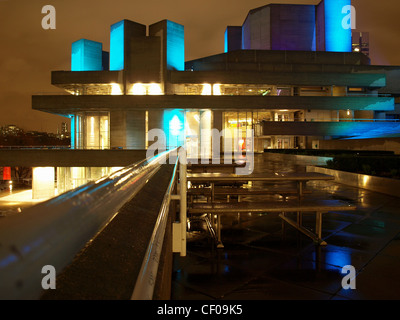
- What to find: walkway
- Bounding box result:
[171,153,400,300]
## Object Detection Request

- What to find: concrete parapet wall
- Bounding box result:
[32,95,394,114]
[307,165,400,198]
[0,149,148,167]
[318,138,400,155]
[264,152,332,166]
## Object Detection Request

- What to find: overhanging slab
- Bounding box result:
[0,149,148,167]
[32,95,395,116]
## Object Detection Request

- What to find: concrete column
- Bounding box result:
[126,110,146,149]
[32,167,55,200]
[213,110,223,156]
[200,110,212,159]
[110,111,127,149]
[147,110,164,150]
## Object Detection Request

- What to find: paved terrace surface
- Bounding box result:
[172,153,400,300]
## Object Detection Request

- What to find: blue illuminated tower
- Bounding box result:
[110,20,147,71]
[317,0,352,52]
[224,26,242,53]
[71,39,103,71]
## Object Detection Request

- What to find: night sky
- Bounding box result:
[0,0,399,133]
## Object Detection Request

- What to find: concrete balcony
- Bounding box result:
[262,121,400,139]
[170,71,387,88]
[0,149,147,167]
[32,94,395,116]
[52,71,123,86]
[51,69,387,89]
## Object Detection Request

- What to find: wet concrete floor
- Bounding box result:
[171,153,400,300]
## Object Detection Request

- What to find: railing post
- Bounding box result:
[172,147,187,257]
[179,148,187,257]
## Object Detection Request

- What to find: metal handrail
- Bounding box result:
[258,119,400,123]
[131,150,180,300]
[0,148,176,300]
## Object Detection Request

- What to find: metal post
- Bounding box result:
[316,211,326,245]
[131,153,179,300]
[216,214,224,249]
[179,148,187,257]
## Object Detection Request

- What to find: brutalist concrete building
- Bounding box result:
[33,0,400,161]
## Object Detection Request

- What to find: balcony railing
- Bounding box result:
[0,148,187,300]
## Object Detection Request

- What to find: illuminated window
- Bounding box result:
[83,113,110,149]
[32,167,55,199]
[128,83,163,95]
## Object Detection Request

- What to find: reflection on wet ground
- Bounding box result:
[0,186,36,219]
[172,153,400,300]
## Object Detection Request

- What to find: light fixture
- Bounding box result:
[148,83,163,95]
[201,84,212,95]
[110,82,123,95]
[129,83,146,95]
[213,84,222,96]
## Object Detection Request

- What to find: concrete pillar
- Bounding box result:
[110,111,127,149]
[126,110,146,149]
[56,167,71,195]
[213,111,223,156]
[200,110,212,159]
[147,110,164,150]
[32,167,55,200]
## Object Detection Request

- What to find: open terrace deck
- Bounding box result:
[172,153,400,300]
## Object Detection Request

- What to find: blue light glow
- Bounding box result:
[110,20,125,71]
[224,28,228,53]
[71,39,103,71]
[329,122,400,139]
[164,109,185,148]
[166,20,184,71]
[325,250,352,269]
[324,0,352,52]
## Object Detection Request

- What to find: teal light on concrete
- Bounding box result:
[164,109,185,148]
[71,39,103,71]
[110,20,125,71]
[324,0,352,52]
[166,20,185,71]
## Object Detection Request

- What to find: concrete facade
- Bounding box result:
[226,1,351,53]
[31,5,400,156]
